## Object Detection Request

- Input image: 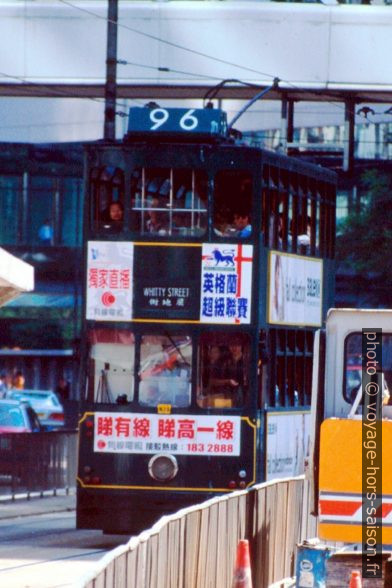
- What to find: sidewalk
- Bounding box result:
[0,488,76,520]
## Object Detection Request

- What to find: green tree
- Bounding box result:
[336,170,392,307]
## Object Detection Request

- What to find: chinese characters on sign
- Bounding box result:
[142,286,190,310]
[200,244,253,324]
[86,242,134,321]
[94,412,241,456]
[268,251,323,326]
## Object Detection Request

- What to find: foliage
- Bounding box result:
[336,170,392,283]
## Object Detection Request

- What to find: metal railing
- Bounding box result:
[0,430,78,499]
[77,476,316,588]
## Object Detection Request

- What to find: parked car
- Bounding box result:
[6,389,65,430]
[0,399,42,433]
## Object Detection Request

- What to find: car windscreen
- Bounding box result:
[0,403,25,427]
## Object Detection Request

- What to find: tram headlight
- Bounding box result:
[148,454,178,482]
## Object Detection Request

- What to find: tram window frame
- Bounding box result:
[267,328,313,407]
[197,332,251,410]
[138,333,192,408]
[343,332,392,405]
[86,328,135,404]
[130,167,207,238]
[90,166,125,233]
[213,170,253,239]
[279,173,290,252]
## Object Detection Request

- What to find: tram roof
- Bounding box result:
[85,137,337,184]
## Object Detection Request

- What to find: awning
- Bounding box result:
[0,248,34,307]
[6,293,74,308]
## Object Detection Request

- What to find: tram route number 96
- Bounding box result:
[127,106,227,136]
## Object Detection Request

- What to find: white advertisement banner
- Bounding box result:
[94,412,241,456]
[86,241,134,321]
[200,243,253,324]
[266,411,310,481]
[268,251,323,326]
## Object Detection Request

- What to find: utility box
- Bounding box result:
[296,540,333,588]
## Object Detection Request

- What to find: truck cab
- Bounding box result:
[309,309,392,544]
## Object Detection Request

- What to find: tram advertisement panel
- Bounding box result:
[200,243,253,325]
[266,411,310,481]
[267,251,322,327]
[93,412,241,456]
[86,241,253,323]
[86,241,134,321]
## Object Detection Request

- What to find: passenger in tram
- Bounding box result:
[202,343,246,408]
[233,210,252,238]
[213,208,235,237]
[203,346,227,394]
[224,343,246,406]
[101,201,124,231]
[145,209,168,235]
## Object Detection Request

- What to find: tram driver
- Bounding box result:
[200,338,248,408]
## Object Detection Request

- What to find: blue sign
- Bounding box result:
[127,107,227,137]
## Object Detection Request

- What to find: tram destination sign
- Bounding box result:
[127,106,227,137]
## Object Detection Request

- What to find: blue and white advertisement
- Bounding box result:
[200,244,253,324]
[268,251,323,327]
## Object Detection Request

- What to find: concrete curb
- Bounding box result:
[0,488,76,520]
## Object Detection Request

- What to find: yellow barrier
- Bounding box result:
[319,418,392,544]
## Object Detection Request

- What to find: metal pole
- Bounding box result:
[104,0,118,141]
[343,99,355,173]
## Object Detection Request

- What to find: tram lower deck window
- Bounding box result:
[87,328,135,403]
[197,333,250,409]
[139,334,192,407]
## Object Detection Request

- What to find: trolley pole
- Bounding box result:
[104,0,118,141]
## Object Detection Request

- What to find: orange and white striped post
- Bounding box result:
[232,539,253,588]
[348,569,362,587]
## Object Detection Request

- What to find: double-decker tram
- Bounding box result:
[76,106,336,533]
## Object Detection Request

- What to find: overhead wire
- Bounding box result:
[54,0,373,124]
[1,1,389,133]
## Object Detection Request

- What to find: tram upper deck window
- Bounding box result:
[197,332,250,409]
[139,334,192,407]
[86,329,135,403]
[213,171,253,238]
[90,167,124,232]
[131,168,207,237]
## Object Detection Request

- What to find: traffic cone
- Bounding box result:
[349,570,362,587]
[232,539,253,588]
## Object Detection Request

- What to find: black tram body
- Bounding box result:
[76,107,336,533]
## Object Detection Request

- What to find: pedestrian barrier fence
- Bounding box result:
[0,430,78,498]
[77,476,316,588]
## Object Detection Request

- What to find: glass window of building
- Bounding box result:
[0,175,21,245]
